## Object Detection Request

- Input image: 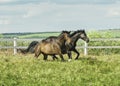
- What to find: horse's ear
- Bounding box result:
[79,29,85,32]
[83,29,86,33]
[82,29,85,32]
[62,30,70,33]
[61,31,64,33]
[62,30,66,33]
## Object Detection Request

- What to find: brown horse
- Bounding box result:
[34,31,71,61]
[45,30,89,60]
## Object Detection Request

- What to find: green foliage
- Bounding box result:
[2,29,120,38]
[85,30,120,55]
[0,34,3,38]
[2,32,60,38]
[88,30,113,38]
[0,54,120,86]
[18,32,60,38]
[87,39,120,55]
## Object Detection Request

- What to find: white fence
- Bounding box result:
[0,38,120,55]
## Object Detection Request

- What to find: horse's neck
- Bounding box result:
[70,33,80,45]
[70,31,77,37]
[57,35,65,46]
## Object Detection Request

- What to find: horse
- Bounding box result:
[34,31,71,61]
[17,40,59,60]
[17,41,39,54]
[66,30,89,60]
[44,30,89,60]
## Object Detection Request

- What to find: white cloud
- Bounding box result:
[0,0,15,3]
[0,19,11,24]
[107,8,120,17]
[23,2,57,18]
[0,1,120,33]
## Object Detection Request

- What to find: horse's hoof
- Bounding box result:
[61,60,65,62]
[75,58,78,60]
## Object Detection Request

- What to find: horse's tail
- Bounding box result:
[17,41,39,54]
[25,41,39,53]
[34,43,41,58]
[17,48,27,54]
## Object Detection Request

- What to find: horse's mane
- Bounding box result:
[77,29,85,32]
[70,31,78,37]
[58,30,70,37]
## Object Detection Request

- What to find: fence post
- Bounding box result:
[84,42,88,56]
[13,37,17,55]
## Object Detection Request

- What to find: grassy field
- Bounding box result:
[0,51,120,86]
[0,29,120,86]
[1,32,60,38]
[1,29,120,38]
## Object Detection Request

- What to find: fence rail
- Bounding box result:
[0,38,120,55]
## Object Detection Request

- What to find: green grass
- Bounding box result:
[1,32,60,38]
[0,53,120,86]
[1,29,120,38]
[88,29,120,38]
[18,32,60,38]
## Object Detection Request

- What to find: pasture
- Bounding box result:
[0,50,120,86]
[0,29,120,86]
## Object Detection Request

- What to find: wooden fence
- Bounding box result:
[0,38,120,55]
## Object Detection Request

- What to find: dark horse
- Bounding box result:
[34,31,71,61]
[65,30,89,60]
[17,41,39,54]
[44,30,89,60]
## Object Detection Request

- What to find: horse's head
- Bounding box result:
[77,30,89,43]
[60,31,71,41]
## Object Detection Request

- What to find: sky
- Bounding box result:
[0,0,120,33]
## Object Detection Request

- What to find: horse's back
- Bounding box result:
[38,40,61,55]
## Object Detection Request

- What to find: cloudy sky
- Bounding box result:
[0,0,120,33]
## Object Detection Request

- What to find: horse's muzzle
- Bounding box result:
[86,38,89,43]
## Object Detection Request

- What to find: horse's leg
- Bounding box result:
[73,48,80,60]
[52,55,58,60]
[34,51,40,58]
[59,54,65,61]
[67,51,72,61]
[34,46,41,58]
[43,54,48,60]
